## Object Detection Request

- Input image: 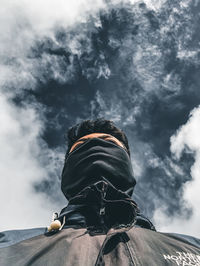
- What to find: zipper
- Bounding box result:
[99,182,107,216]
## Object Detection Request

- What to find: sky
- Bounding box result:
[0,0,200,237]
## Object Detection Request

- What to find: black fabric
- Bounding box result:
[1,136,200,265]
[58,181,140,234]
[135,213,156,231]
[1,227,200,266]
[1,179,200,266]
[61,138,136,200]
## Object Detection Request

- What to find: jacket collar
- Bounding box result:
[58,181,155,234]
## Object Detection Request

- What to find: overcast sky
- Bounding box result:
[0,0,200,237]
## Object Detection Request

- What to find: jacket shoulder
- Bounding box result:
[0,227,46,248]
[162,232,200,248]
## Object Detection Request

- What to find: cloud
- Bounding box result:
[0,94,62,230]
[0,0,105,34]
[0,0,106,231]
[1,0,200,237]
[154,106,200,237]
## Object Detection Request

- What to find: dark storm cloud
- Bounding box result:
[5,0,200,222]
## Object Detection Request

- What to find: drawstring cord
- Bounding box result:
[47,212,66,232]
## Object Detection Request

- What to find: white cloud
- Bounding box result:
[0,0,105,35]
[129,0,167,11]
[154,106,200,237]
[0,0,106,231]
[1,0,199,238]
[0,0,106,94]
[0,94,60,230]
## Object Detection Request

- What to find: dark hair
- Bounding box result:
[65,118,130,156]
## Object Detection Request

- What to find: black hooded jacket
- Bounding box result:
[0,138,200,265]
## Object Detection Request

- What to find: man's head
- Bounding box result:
[65,119,130,157]
[61,119,136,200]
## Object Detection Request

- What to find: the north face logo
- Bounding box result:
[163,251,200,265]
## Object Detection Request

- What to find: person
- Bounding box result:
[0,118,200,266]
